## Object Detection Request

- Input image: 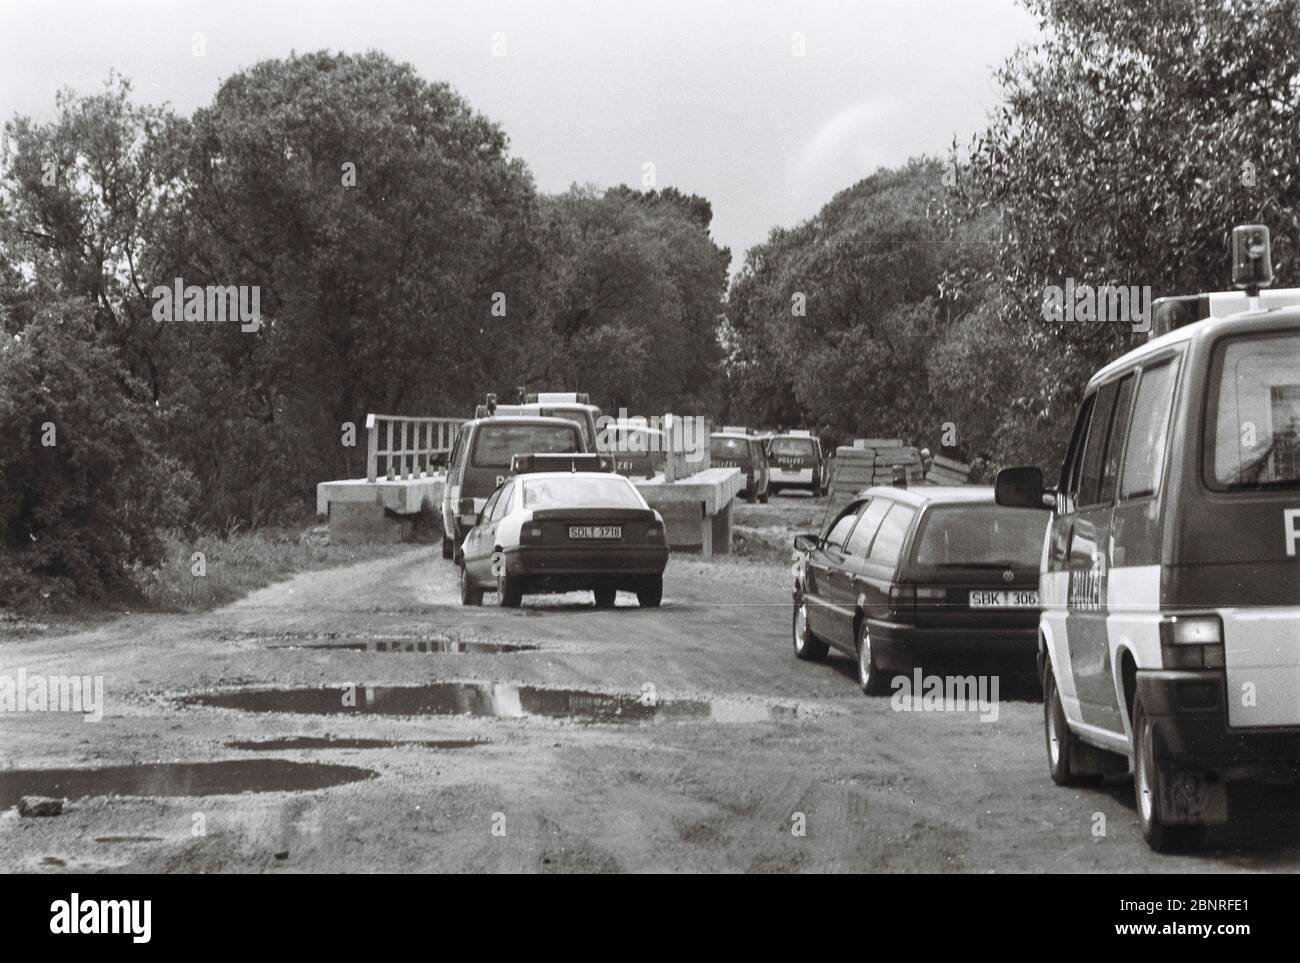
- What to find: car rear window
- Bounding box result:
[1206,331,1300,490]
[521,477,643,509]
[911,505,1048,567]
[711,437,752,462]
[769,437,815,457]
[471,424,580,468]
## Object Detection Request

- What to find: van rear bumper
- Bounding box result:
[869,620,1038,671]
[1136,670,1300,776]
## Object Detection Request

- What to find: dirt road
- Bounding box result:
[4,505,1300,872]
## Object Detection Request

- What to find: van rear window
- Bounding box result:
[912,506,1047,567]
[1206,331,1300,490]
[769,437,815,457]
[471,424,580,468]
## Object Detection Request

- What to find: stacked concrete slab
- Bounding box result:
[925,454,973,485]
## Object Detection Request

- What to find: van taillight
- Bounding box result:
[1159,615,1225,670]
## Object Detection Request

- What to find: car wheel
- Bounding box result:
[441,533,454,560]
[459,562,483,606]
[593,586,617,608]
[758,489,769,504]
[1044,666,1083,786]
[497,567,522,608]
[856,622,889,696]
[769,485,780,497]
[1133,698,1208,852]
[792,599,828,661]
[636,575,663,608]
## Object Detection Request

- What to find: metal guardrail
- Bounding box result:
[366,414,465,483]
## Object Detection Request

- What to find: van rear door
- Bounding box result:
[1177,328,1300,727]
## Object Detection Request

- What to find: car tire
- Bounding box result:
[459,562,483,607]
[1133,697,1208,852]
[1044,666,1084,786]
[769,485,780,498]
[792,599,828,661]
[856,622,890,696]
[758,489,769,504]
[441,533,454,560]
[636,576,663,608]
[497,567,522,608]
[593,586,617,608]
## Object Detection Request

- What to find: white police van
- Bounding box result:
[997,226,1300,851]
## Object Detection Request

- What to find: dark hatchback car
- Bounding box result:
[791,486,1048,694]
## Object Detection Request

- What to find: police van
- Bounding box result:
[475,391,601,451]
[441,414,587,561]
[767,430,827,496]
[996,226,1300,850]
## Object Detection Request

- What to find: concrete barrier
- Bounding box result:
[634,467,744,556]
[316,475,444,545]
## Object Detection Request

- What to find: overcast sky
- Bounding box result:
[0,0,1040,272]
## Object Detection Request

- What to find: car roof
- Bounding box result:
[711,432,757,440]
[855,484,995,508]
[770,432,817,440]
[496,402,600,414]
[463,415,582,430]
[515,471,634,483]
[1090,304,1300,385]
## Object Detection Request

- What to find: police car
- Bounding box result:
[458,454,669,608]
[709,429,770,502]
[475,391,601,451]
[599,418,667,479]
[996,225,1300,851]
[440,415,586,561]
[767,430,827,496]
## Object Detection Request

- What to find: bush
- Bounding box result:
[0,306,196,605]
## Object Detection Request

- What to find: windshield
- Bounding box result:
[1206,331,1300,489]
[522,477,643,509]
[472,424,580,468]
[769,437,815,457]
[710,437,752,463]
[912,505,1047,567]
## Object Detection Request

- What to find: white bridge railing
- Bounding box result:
[366,413,466,483]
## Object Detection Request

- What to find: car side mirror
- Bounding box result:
[793,533,819,553]
[995,466,1056,510]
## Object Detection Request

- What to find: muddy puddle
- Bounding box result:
[0,759,375,810]
[225,736,486,751]
[184,683,803,724]
[265,637,534,654]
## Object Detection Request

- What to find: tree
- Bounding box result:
[0,301,194,604]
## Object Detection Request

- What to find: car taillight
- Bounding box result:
[1159,615,1225,670]
[915,586,946,610]
[521,524,544,545]
[888,584,916,621]
[646,522,665,543]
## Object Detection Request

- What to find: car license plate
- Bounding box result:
[969,590,1038,608]
[569,525,621,540]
